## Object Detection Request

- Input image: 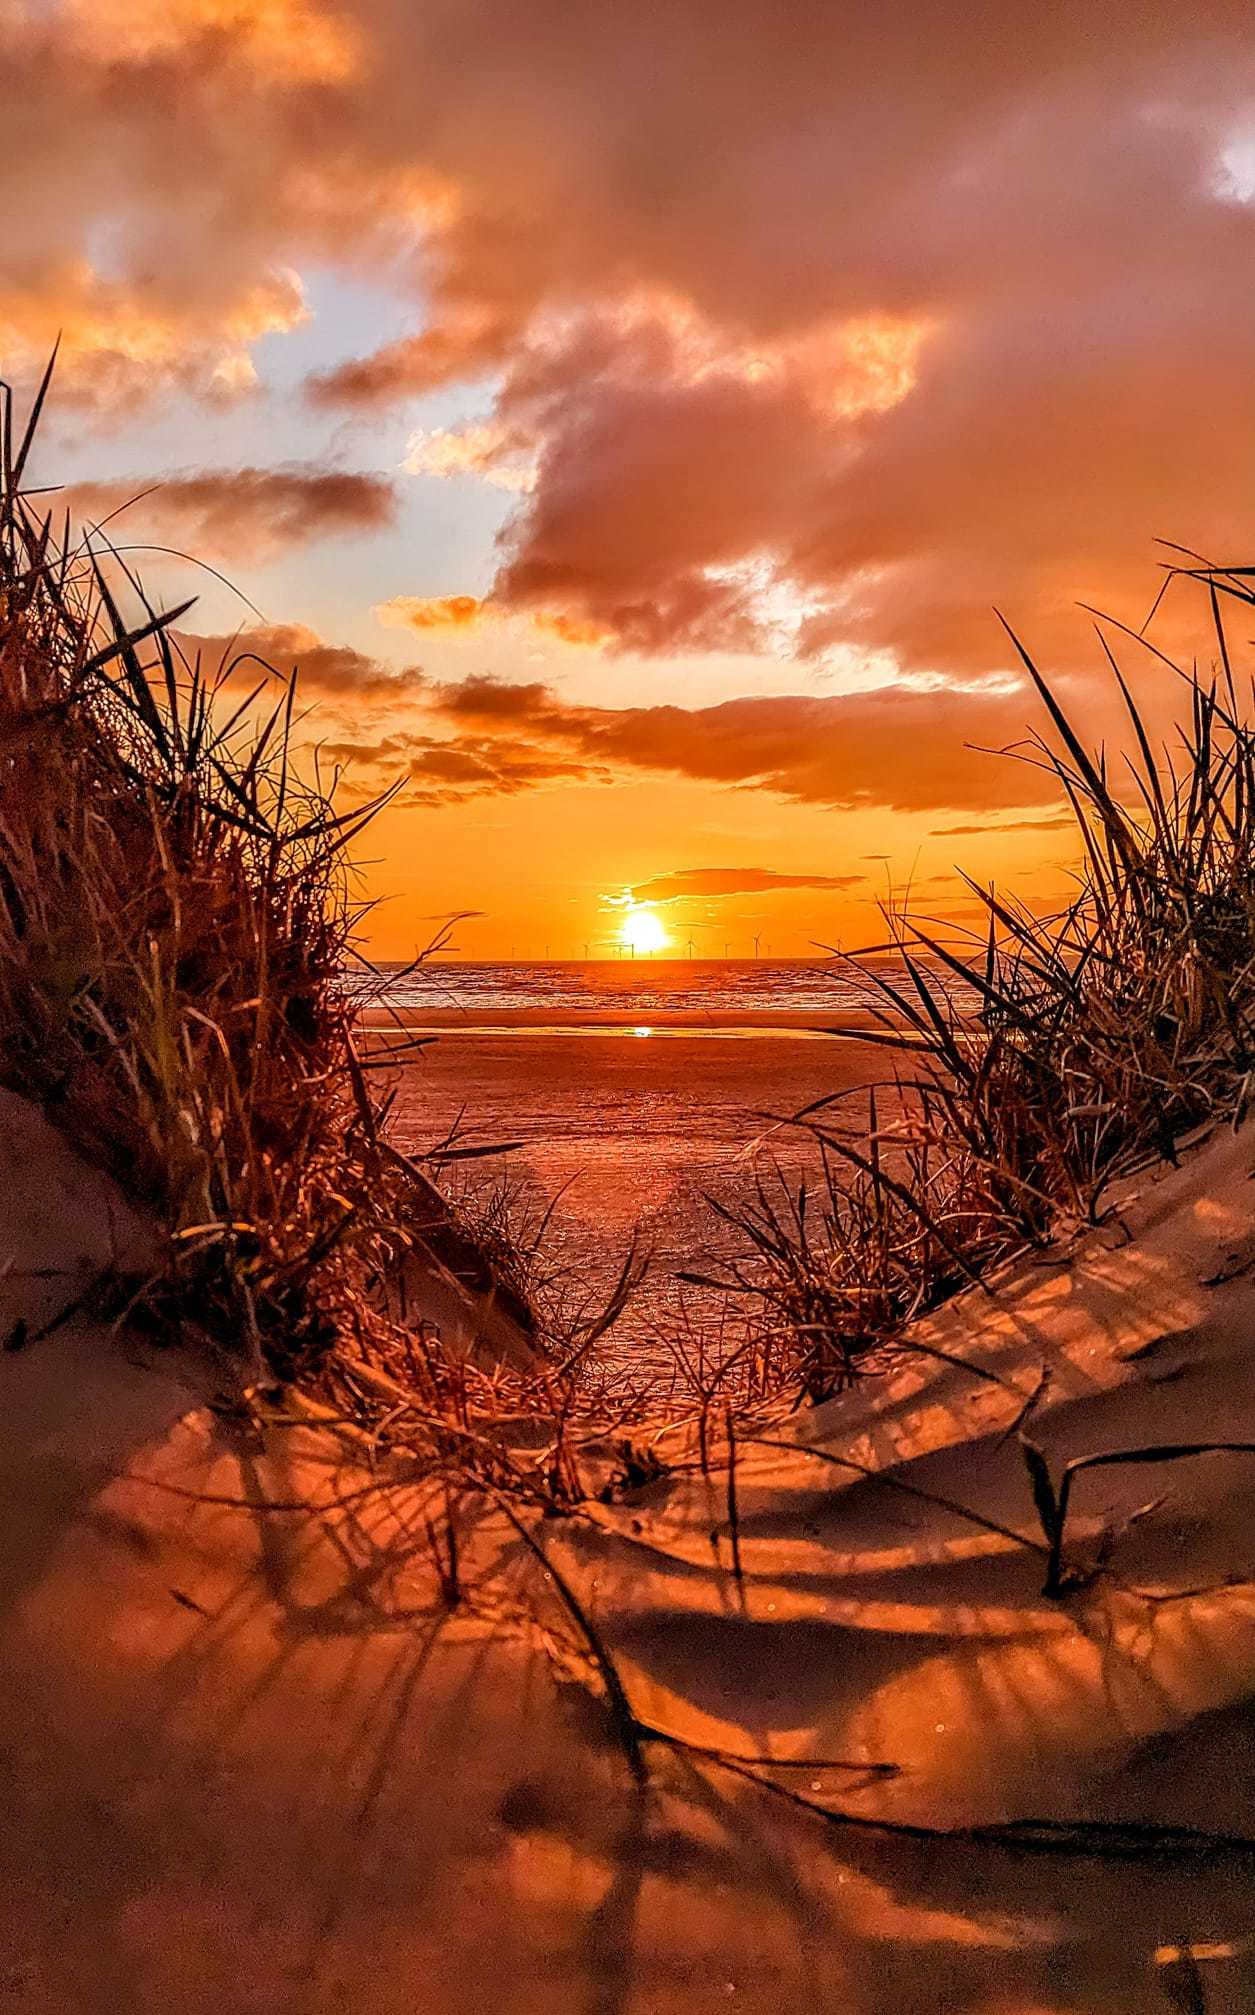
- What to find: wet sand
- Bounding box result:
[385,1026,888,1356]
[360,1005,886,1033]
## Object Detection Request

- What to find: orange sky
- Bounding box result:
[11,1,1255,955]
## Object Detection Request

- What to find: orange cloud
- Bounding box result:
[0,264,306,413]
[378,595,486,632]
[397,668,1124,815]
[376,595,612,649]
[404,735,610,805]
[62,0,363,81]
[68,467,396,559]
[929,813,1079,838]
[164,608,1190,839]
[177,623,425,700]
[530,611,611,648]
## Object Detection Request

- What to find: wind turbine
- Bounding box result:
[752,933,762,959]
[685,936,697,959]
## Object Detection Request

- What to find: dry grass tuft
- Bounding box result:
[705,569,1255,1395]
[0,360,535,1409]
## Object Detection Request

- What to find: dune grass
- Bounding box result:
[0,362,541,1415]
[705,576,1255,1397]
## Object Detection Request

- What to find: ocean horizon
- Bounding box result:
[353,952,971,1035]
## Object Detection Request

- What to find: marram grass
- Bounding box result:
[702,574,1255,1398]
[0,360,526,1409]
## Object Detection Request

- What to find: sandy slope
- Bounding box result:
[3,1092,1255,2011]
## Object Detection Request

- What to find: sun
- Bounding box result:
[618,904,670,955]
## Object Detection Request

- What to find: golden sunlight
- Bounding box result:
[617,904,670,955]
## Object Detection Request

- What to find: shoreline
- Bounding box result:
[378,1021,898,1366]
[358,1004,889,1036]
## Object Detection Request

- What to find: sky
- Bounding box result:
[8,0,1255,958]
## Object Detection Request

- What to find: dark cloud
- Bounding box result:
[419,671,1104,814]
[405,733,611,800]
[629,867,864,903]
[184,646,1171,819]
[177,624,425,700]
[429,673,571,724]
[929,813,1080,837]
[320,734,411,762]
[68,467,396,560]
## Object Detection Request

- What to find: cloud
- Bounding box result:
[929,813,1080,837]
[416,670,1090,814]
[60,0,364,82]
[376,596,614,650]
[431,673,559,723]
[177,623,425,700]
[628,867,864,903]
[403,420,536,493]
[285,662,1113,814]
[320,734,411,762]
[311,311,514,408]
[177,649,1161,821]
[68,466,396,559]
[299,7,1255,676]
[171,632,1171,827]
[479,305,929,657]
[405,734,610,799]
[0,262,307,415]
[18,1,1255,691]
[376,595,486,633]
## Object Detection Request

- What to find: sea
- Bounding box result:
[362,958,936,1366]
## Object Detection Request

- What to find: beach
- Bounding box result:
[370,963,896,1357]
[7,1085,1255,2013]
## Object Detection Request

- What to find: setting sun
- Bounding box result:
[617,904,670,956]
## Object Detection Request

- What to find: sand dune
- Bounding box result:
[3,1093,1255,2011]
